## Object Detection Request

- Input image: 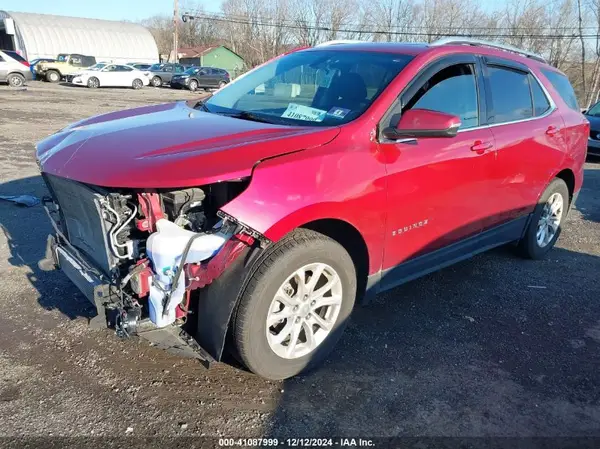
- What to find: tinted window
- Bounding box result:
[149,64,163,71]
[487,66,532,123]
[542,69,579,111]
[0,55,4,62]
[403,64,479,129]
[116,65,133,72]
[163,65,173,72]
[530,75,551,116]
[175,66,185,73]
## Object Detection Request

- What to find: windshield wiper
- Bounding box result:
[219,111,286,125]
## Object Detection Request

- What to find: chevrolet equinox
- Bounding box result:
[36,38,588,379]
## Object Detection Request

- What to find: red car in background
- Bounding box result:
[36,38,587,379]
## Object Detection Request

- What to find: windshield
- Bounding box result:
[587,102,600,117]
[184,67,199,75]
[149,63,163,71]
[57,54,68,62]
[204,50,414,126]
[88,63,106,71]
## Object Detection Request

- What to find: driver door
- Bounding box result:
[378,56,497,285]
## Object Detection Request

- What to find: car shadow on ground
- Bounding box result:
[2,172,600,437]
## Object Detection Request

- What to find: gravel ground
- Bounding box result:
[0,82,600,445]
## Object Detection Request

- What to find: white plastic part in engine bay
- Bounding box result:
[146,219,233,327]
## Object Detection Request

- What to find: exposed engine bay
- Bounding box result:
[41,174,265,359]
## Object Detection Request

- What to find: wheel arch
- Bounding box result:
[554,168,575,204]
[300,218,369,302]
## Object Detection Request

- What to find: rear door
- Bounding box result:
[480,57,566,229]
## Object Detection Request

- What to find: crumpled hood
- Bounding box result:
[37,101,340,188]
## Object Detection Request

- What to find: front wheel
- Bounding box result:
[188,79,198,91]
[518,178,569,259]
[87,77,100,89]
[132,78,143,90]
[232,229,356,380]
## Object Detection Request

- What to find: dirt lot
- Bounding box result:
[1,82,600,444]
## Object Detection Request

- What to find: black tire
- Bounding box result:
[7,73,25,88]
[232,229,356,380]
[132,78,143,90]
[87,77,100,89]
[151,76,162,87]
[46,70,61,83]
[188,79,198,91]
[518,178,569,259]
[218,80,227,88]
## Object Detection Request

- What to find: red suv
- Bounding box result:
[37,39,588,380]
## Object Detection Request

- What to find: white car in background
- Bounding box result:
[70,64,151,89]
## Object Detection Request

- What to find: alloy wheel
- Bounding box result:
[266,263,342,359]
[536,192,563,247]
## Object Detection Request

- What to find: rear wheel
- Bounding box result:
[188,79,198,91]
[151,76,162,87]
[232,229,356,380]
[218,80,227,88]
[518,178,569,259]
[132,78,143,90]
[87,77,100,89]
[7,73,25,88]
[46,70,60,83]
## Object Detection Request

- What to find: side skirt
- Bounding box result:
[365,215,530,300]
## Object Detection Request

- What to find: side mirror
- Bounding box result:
[383,109,461,140]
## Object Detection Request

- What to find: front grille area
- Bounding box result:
[44,174,117,274]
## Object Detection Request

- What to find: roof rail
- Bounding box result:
[431,37,547,64]
[315,40,365,47]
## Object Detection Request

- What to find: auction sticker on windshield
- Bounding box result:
[282,103,327,122]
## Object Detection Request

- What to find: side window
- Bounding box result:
[198,68,208,75]
[70,57,82,66]
[116,65,133,72]
[164,65,173,72]
[403,64,479,129]
[542,69,579,111]
[0,55,4,62]
[487,66,532,123]
[104,65,117,72]
[175,66,185,73]
[530,74,551,116]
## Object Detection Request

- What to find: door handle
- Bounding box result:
[470,141,493,153]
[546,125,560,136]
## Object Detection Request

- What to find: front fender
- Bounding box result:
[220,139,388,275]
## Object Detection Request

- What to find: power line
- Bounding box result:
[183,12,600,39]
[189,9,600,32]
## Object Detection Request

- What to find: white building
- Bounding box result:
[0,11,159,63]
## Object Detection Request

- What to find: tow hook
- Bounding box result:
[115,307,142,338]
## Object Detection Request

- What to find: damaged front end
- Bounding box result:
[40,174,267,364]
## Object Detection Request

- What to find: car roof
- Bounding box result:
[304,40,551,68]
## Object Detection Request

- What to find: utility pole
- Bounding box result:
[173,0,179,63]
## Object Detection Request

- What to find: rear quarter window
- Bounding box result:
[542,69,579,111]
